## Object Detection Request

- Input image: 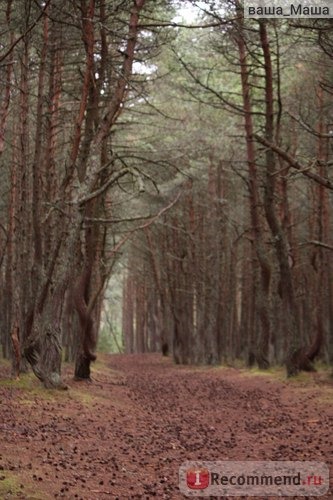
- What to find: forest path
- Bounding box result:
[0,353,332,499]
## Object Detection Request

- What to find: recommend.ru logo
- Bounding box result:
[179,461,329,497]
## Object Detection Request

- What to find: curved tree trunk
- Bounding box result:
[258,21,305,376]
[24,321,66,390]
[23,279,69,390]
[73,267,97,380]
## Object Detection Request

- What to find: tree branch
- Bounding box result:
[107,190,182,257]
[0,0,52,63]
[76,168,130,205]
[287,111,333,139]
[254,134,333,191]
[85,214,152,224]
[306,240,333,251]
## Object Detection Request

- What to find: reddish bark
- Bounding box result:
[10,322,21,380]
[258,21,323,376]
[306,84,330,364]
[236,11,271,369]
[94,0,146,145]
[66,0,96,184]
[0,1,13,154]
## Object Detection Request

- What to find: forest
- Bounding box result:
[0,0,332,385]
[0,1,332,499]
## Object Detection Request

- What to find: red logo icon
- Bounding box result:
[186,468,210,490]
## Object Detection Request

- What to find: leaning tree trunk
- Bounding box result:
[73,267,97,380]
[23,277,68,390]
[236,11,271,369]
[24,318,65,390]
[22,207,82,388]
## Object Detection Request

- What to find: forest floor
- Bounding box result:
[0,354,332,500]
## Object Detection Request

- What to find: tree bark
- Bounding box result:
[258,21,304,376]
[236,11,271,369]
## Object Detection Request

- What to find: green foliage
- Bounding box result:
[97,327,113,353]
[97,325,123,354]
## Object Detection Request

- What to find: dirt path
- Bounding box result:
[0,354,332,499]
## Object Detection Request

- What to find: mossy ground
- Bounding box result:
[0,471,51,500]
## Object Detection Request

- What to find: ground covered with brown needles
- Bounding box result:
[0,354,332,499]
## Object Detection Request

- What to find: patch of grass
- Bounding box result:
[0,373,63,405]
[286,368,332,386]
[235,365,285,382]
[91,364,117,377]
[208,364,233,372]
[237,365,332,385]
[0,372,37,389]
[317,390,333,404]
[249,366,282,375]
[0,474,22,497]
[93,354,119,370]
[91,357,124,381]
[0,358,121,408]
[172,361,287,380]
[313,361,332,373]
[91,357,106,369]
[67,387,94,404]
[286,372,313,383]
[0,471,51,500]
[0,357,11,368]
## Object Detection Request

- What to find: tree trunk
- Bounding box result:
[73,267,97,380]
[236,11,271,369]
[258,21,303,376]
[23,279,69,390]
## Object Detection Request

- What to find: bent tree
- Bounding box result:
[0,0,149,387]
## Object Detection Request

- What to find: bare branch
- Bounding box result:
[138,21,223,29]
[77,168,130,205]
[107,190,182,257]
[174,50,245,115]
[305,240,333,251]
[287,111,333,139]
[85,214,152,224]
[0,0,52,63]
[254,134,333,191]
